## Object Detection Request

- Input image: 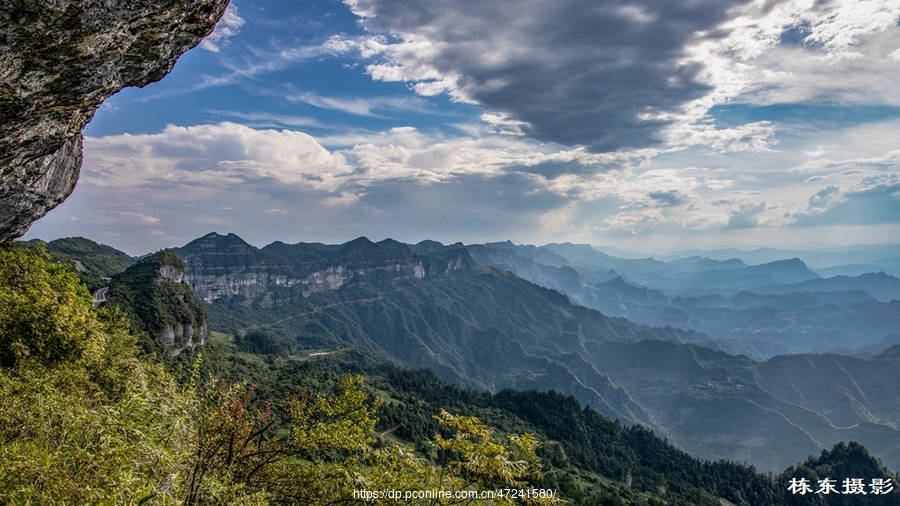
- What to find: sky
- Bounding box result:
[22,0,900,256]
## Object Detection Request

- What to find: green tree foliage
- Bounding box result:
[430,410,555,505]
[184,372,281,505]
[271,373,388,504]
[0,242,102,368]
[0,243,193,504]
[235,330,292,355]
[182,369,558,505]
[45,236,132,275]
[20,236,132,291]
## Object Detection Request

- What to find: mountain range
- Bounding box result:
[35,233,900,474]
[471,241,900,357]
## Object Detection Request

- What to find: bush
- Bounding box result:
[0,242,194,504]
[0,242,102,368]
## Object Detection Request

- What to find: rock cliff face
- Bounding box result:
[183,261,435,305]
[0,0,229,240]
[174,232,471,306]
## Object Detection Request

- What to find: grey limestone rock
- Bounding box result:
[0,0,230,240]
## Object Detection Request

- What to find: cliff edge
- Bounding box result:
[0,0,229,240]
[106,249,208,356]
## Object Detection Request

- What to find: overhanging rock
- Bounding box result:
[0,0,230,240]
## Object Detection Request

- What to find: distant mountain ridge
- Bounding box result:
[173,233,682,434]
[23,236,132,291]
[752,271,900,303]
[472,240,900,355]
[586,339,900,472]
[660,244,900,273]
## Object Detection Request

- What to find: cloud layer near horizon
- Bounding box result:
[21,0,900,253]
[23,119,900,255]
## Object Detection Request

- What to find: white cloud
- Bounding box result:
[684,0,900,108]
[725,201,769,229]
[200,4,246,53]
[286,91,437,117]
[794,173,900,225]
[83,122,352,192]
[661,121,777,153]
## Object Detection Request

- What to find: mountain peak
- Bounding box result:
[482,240,517,250]
[183,232,253,250]
[746,257,820,283]
[604,275,635,288]
[336,236,414,264]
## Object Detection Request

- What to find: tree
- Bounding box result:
[430,409,560,505]
[0,242,101,368]
[0,243,193,505]
[0,243,560,505]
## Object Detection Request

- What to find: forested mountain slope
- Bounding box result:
[169,233,900,473]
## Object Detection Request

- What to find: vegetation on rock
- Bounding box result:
[107,249,207,353]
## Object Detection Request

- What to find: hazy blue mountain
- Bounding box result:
[872,256,900,278]
[814,333,900,358]
[814,263,892,278]
[665,255,747,272]
[481,240,574,268]
[467,244,602,296]
[542,242,824,295]
[693,338,792,361]
[704,258,820,284]
[542,242,674,284]
[587,340,900,473]
[470,242,899,355]
[662,244,900,272]
[752,272,900,303]
[621,258,821,295]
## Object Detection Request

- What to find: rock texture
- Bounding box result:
[174,232,471,306]
[0,0,229,240]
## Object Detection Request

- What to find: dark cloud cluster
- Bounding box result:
[349,0,750,151]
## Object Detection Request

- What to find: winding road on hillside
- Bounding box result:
[92,286,109,306]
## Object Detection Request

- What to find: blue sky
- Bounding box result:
[24,0,900,255]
